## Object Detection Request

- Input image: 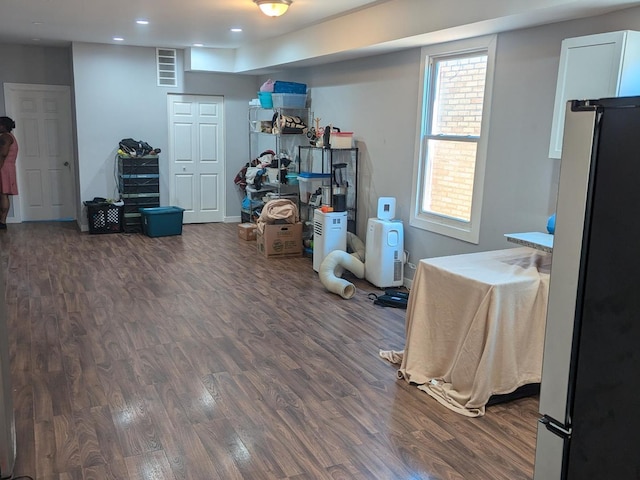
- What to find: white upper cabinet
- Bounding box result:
[549,30,640,159]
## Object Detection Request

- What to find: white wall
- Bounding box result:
[72,43,183,227]
[71,43,260,229]
[293,51,422,237]
[0,44,72,112]
[264,6,640,279]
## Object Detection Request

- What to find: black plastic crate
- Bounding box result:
[84,202,123,234]
[123,219,143,233]
[118,156,159,175]
[123,212,143,233]
[121,193,160,207]
[119,176,160,194]
[124,202,158,215]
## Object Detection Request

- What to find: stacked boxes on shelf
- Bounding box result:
[117,155,160,233]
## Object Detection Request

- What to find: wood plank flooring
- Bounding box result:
[2,222,539,479]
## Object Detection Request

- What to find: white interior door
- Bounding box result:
[3,83,75,222]
[168,94,225,223]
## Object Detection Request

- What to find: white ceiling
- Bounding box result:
[0,0,386,49]
[2,0,640,73]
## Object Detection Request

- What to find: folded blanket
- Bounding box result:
[256,199,299,234]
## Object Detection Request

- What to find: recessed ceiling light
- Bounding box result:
[32,21,43,25]
[113,37,124,42]
[193,43,204,47]
[231,28,243,32]
[136,20,149,25]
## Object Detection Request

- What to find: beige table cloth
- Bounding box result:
[397,247,551,416]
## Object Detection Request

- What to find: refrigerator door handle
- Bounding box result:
[540,415,572,438]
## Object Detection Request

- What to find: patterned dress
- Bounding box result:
[0,132,18,195]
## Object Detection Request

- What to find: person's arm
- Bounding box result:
[0,133,12,170]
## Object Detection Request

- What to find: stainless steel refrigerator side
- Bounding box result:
[0,265,16,479]
[533,103,597,480]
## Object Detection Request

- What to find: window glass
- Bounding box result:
[410,36,496,244]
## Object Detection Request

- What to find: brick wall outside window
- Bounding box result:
[424,55,487,222]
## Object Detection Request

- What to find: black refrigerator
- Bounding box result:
[0,266,16,479]
[534,96,640,479]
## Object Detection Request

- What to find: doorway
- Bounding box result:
[167,94,225,223]
[3,83,76,222]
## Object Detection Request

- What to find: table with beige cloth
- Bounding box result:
[396,247,551,417]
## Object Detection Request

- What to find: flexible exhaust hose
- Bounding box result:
[347,232,366,262]
[319,250,365,299]
[332,232,366,278]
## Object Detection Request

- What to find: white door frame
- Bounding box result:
[3,83,76,223]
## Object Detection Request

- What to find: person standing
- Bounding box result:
[0,116,18,230]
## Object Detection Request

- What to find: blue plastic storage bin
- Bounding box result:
[273,81,307,94]
[140,206,185,237]
[258,92,273,108]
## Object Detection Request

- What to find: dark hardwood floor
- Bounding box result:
[2,221,539,479]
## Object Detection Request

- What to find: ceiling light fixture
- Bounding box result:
[253,0,292,17]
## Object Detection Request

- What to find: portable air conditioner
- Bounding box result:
[313,209,348,272]
[365,218,404,288]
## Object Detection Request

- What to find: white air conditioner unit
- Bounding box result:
[365,218,404,288]
[313,209,348,272]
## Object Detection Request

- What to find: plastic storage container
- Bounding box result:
[139,206,185,237]
[258,92,273,109]
[330,132,354,148]
[298,173,331,203]
[272,93,307,109]
[273,81,307,94]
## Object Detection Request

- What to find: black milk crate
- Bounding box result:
[118,155,159,175]
[84,201,123,234]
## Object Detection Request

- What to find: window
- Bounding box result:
[410,36,496,244]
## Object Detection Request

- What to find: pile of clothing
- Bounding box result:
[234,150,293,192]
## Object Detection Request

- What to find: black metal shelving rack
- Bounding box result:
[297,146,358,234]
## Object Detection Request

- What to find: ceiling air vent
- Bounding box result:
[157,48,177,87]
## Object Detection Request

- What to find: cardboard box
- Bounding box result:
[238,222,257,241]
[257,223,303,258]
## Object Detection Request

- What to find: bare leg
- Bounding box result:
[0,194,10,225]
